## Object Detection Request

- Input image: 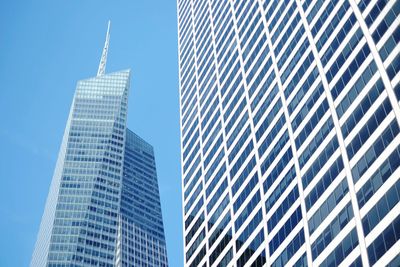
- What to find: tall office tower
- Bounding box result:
[177,0,400,266]
[31,22,168,267]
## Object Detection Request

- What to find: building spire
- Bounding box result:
[97,20,111,76]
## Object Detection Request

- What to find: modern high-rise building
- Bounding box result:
[31,22,168,267]
[177,0,400,266]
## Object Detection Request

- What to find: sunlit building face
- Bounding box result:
[177,0,400,266]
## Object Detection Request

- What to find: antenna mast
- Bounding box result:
[97,20,111,76]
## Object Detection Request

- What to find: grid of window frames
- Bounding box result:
[45,71,131,267]
[178,0,400,266]
[119,130,168,267]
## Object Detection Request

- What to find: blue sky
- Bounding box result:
[0,0,182,266]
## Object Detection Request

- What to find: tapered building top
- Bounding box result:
[31,19,168,267]
[97,20,111,76]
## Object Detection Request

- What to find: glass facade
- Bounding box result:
[117,129,168,267]
[177,0,400,266]
[31,68,168,265]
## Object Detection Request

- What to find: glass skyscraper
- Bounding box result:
[31,23,168,267]
[177,0,400,266]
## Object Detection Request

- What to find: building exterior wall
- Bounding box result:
[177,0,400,266]
[118,129,168,267]
[31,69,168,266]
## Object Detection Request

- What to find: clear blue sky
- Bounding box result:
[0,0,182,266]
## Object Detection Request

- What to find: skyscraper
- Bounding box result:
[177,1,400,266]
[31,22,168,267]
